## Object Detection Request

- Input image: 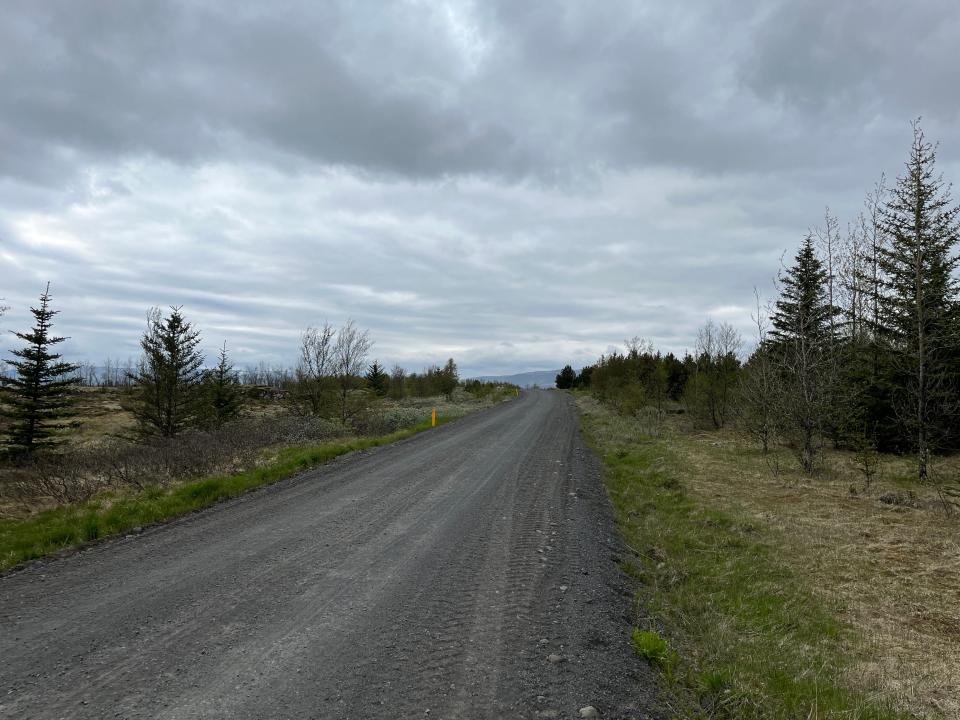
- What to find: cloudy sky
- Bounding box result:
[2,1,959,377]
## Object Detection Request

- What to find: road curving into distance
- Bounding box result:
[1,390,658,719]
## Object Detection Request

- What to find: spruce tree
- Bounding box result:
[768,237,840,472]
[878,122,960,481]
[769,236,838,346]
[1,284,79,454]
[202,342,242,428]
[365,360,389,397]
[556,365,576,389]
[574,365,593,389]
[131,306,205,437]
[438,358,459,399]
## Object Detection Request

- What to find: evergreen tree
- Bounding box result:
[555,365,576,389]
[769,236,838,346]
[365,360,389,397]
[1,284,79,454]
[877,122,960,480]
[131,306,205,437]
[438,358,459,399]
[574,365,593,389]
[767,237,841,472]
[202,342,242,428]
[662,353,688,400]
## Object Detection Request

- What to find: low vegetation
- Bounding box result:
[579,395,956,719]
[564,126,960,719]
[0,417,454,573]
[0,388,511,571]
[571,123,960,501]
[0,294,515,570]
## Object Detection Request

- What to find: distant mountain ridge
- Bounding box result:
[470,370,560,389]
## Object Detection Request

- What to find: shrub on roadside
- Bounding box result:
[1,413,344,507]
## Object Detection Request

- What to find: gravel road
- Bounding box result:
[1,390,658,719]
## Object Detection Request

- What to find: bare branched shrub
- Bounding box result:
[935,485,960,518]
[685,320,742,429]
[15,454,102,504]
[926,465,960,518]
[4,413,347,506]
[289,320,374,424]
[333,320,373,423]
[291,322,337,416]
[764,452,784,482]
[737,290,780,453]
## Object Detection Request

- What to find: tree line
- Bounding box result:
[0,296,467,456]
[562,121,960,482]
[70,359,296,389]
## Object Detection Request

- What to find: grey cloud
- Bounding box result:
[6,0,960,193]
[3,1,960,376]
[0,1,532,187]
[743,0,960,116]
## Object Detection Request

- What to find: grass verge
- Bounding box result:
[576,394,918,720]
[0,417,451,573]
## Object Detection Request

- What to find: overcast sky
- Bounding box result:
[2,1,960,377]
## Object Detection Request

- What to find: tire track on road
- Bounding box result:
[1,391,660,719]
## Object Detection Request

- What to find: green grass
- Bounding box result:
[632,628,676,669]
[0,418,451,573]
[577,396,917,720]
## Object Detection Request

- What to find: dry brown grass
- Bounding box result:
[58,386,291,446]
[59,387,138,445]
[0,387,505,520]
[671,423,960,718]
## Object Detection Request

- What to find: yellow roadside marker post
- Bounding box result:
[432,407,437,427]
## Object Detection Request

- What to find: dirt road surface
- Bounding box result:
[1,390,658,719]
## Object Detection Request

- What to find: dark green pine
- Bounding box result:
[768,235,839,347]
[877,125,960,351]
[2,284,79,454]
[204,342,242,427]
[132,306,206,437]
[875,123,960,477]
[365,360,389,397]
